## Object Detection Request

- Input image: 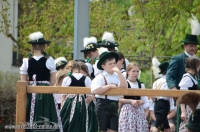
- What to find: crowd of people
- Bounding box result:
[19,14,200,132]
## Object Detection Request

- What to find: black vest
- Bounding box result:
[69,75,86,87]
[28,57,50,81]
[124,80,141,100]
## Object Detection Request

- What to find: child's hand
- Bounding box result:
[111,66,121,73]
[86,96,93,105]
[181,111,187,122]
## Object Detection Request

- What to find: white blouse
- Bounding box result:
[149,97,175,112]
[20,55,56,74]
[126,80,149,109]
[85,62,93,76]
[179,73,197,90]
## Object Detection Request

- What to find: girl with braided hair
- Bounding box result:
[179,56,200,132]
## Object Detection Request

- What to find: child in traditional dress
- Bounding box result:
[60,61,92,132]
[77,61,98,132]
[20,31,63,132]
[178,56,200,132]
[118,62,149,132]
[80,37,99,79]
[54,57,68,108]
[91,48,126,132]
[151,61,172,132]
[54,71,67,109]
[149,98,176,132]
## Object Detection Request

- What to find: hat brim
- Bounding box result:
[56,63,67,70]
[181,40,200,45]
[80,47,98,52]
[97,52,119,70]
[28,40,51,45]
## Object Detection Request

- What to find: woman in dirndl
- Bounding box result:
[20,31,63,132]
[118,62,149,132]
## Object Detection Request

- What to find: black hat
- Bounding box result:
[56,60,67,70]
[97,48,118,70]
[182,14,200,45]
[98,31,119,48]
[158,62,169,74]
[181,34,200,44]
[80,37,99,52]
[27,31,50,45]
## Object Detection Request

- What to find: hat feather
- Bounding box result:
[83,36,97,48]
[177,92,200,113]
[98,47,108,56]
[28,31,44,41]
[152,66,162,79]
[152,57,161,68]
[55,57,67,64]
[102,31,115,43]
[188,14,200,36]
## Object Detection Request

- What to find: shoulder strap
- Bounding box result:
[136,79,141,88]
[101,74,107,85]
[127,81,131,88]
[156,80,166,90]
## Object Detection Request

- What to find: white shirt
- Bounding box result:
[85,62,93,76]
[126,80,149,109]
[121,69,127,79]
[91,71,122,101]
[20,55,56,74]
[179,73,197,90]
[149,97,175,111]
[93,60,103,77]
[152,75,170,101]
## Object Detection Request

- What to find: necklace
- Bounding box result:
[128,79,136,82]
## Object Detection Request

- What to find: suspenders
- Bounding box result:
[102,74,108,99]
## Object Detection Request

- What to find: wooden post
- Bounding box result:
[15,81,27,132]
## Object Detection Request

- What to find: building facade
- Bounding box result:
[0,0,19,72]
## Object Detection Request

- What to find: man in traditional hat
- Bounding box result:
[166,14,200,90]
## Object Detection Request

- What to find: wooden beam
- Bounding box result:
[15,81,27,132]
[26,86,200,97]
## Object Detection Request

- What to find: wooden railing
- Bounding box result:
[15,81,200,132]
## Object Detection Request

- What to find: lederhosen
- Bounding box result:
[95,74,118,131]
[154,80,170,131]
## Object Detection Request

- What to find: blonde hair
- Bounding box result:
[55,71,67,86]
[126,62,140,79]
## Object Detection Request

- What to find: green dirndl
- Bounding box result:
[26,82,62,132]
[60,94,87,132]
[88,101,98,132]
